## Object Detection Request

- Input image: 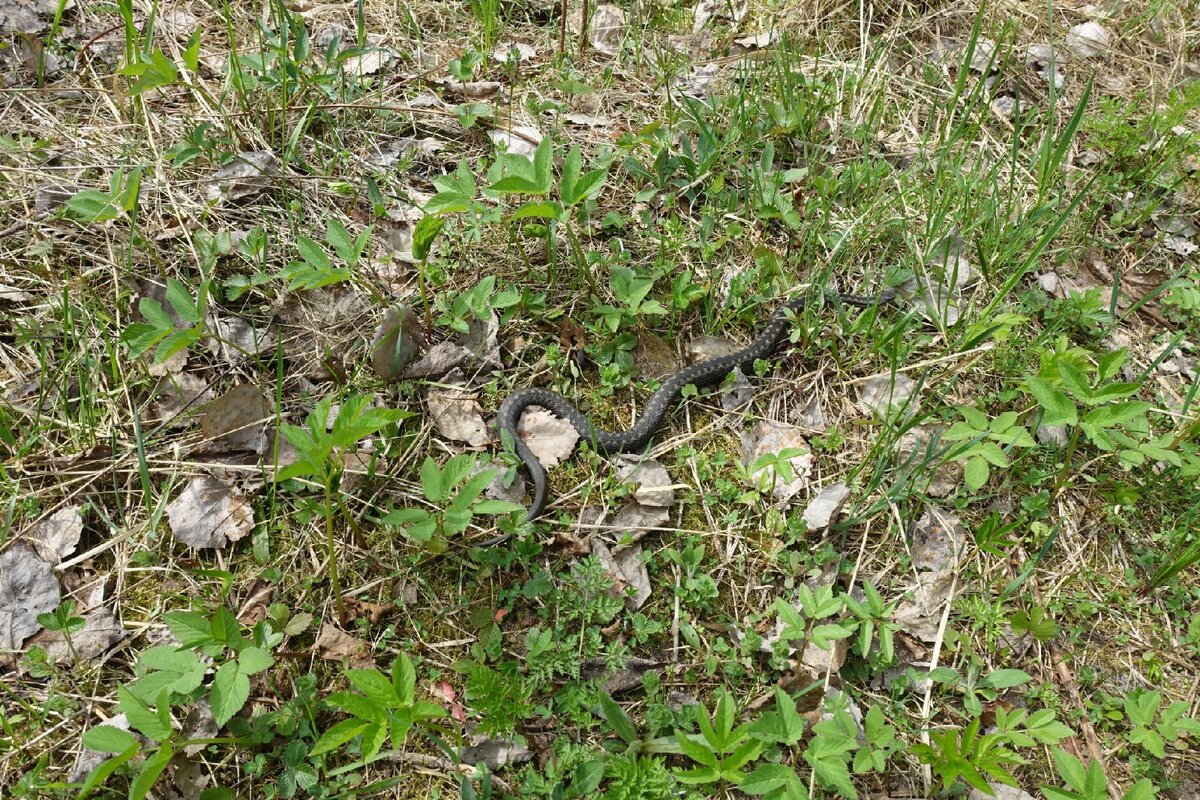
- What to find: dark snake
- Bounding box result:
[498,288,896,520]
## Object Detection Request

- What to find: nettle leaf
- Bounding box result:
[1025,377,1078,426]
[164,611,213,648]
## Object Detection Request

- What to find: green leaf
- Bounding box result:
[472,499,525,515]
[309,718,372,756]
[980,669,1032,690]
[139,297,173,329]
[82,724,139,753]
[165,278,201,324]
[237,646,274,675]
[1026,377,1078,426]
[347,668,396,705]
[326,691,381,721]
[295,237,332,270]
[964,456,989,491]
[1057,359,1093,402]
[412,214,446,261]
[508,200,563,221]
[326,219,355,263]
[600,693,638,745]
[675,732,718,767]
[420,456,445,502]
[119,684,171,742]
[210,661,250,727]
[130,744,174,800]
[392,655,416,706]
[742,764,807,797]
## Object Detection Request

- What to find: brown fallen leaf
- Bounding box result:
[22,606,127,666]
[28,506,84,565]
[801,482,851,531]
[740,421,813,506]
[314,622,374,668]
[236,580,274,626]
[515,407,580,467]
[199,384,271,453]
[341,596,390,624]
[167,476,255,550]
[0,541,60,650]
[427,371,490,447]
[204,150,281,204]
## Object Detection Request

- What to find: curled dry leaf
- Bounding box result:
[167,476,255,550]
[401,340,473,380]
[515,407,579,468]
[488,125,542,158]
[28,505,83,565]
[592,539,651,610]
[1065,22,1110,58]
[0,541,60,650]
[460,737,534,771]
[366,137,445,170]
[33,182,77,213]
[740,420,813,506]
[732,31,777,52]
[207,314,275,364]
[203,151,280,204]
[427,371,490,447]
[314,622,374,668]
[493,41,536,64]
[581,3,626,55]
[613,456,674,508]
[858,372,919,416]
[801,482,851,531]
[371,304,423,381]
[200,384,271,454]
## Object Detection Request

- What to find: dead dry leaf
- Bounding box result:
[592,539,651,610]
[741,421,813,506]
[341,596,390,624]
[401,340,472,380]
[515,407,579,467]
[204,151,280,203]
[859,372,918,416]
[493,41,536,64]
[200,384,271,453]
[366,137,445,170]
[0,541,60,650]
[427,371,490,447]
[167,476,255,550]
[614,457,674,508]
[207,314,275,363]
[583,3,626,55]
[28,506,83,565]
[801,482,850,531]
[371,304,423,381]
[910,506,967,573]
[562,112,612,128]
[315,622,374,668]
[0,0,69,34]
[488,125,542,158]
[581,655,660,694]
[1065,22,1110,58]
[460,737,534,770]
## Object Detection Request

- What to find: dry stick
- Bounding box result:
[1016,544,1117,799]
[380,752,513,794]
[578,0,590,58]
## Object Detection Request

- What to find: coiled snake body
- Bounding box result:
[498,289,895,520]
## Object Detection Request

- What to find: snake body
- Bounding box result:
[498,289,895,520]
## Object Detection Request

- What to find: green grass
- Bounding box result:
[1,0,1199,797]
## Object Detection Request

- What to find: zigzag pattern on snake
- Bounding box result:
[498,289,896,520]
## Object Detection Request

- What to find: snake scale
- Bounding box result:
[498,289,896,520]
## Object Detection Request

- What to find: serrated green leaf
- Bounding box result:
[238,646,273,675]
[119,684,171,742]
[412,214,446,261]
[309,717,371,756]
[964,456,989,491]
[130,744,174,800]
[210,661,250,727]
[1026,377,1078,426]
[392,654,416,706]
[82,724,139,753]
[346,668,395,704]
[165,278,201,324]
[164,611,212,648]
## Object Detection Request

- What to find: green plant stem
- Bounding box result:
[1051,425,1082,501]
[416,258,434,330]
[324,477,346,622]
